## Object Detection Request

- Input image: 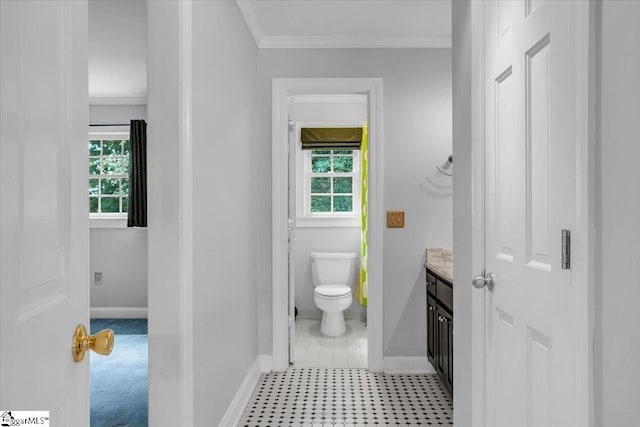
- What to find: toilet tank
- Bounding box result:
[310,252,359,287]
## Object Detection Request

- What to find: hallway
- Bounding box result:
[238,368,452,426]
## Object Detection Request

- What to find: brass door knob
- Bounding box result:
[72,324,114,362]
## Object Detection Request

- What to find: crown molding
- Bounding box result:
[236,0,263,48]
[259,35,452,49]
[235,0,451,49]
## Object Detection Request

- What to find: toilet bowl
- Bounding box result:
[310,252,358,336]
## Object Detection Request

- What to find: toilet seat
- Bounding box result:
[314,284,351,298]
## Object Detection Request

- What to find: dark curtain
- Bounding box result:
[128,119,147,227]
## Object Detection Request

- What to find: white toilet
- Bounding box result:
[310,251,359,337]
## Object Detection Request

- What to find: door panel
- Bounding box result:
[483,1,578,426]
[527,327,552,425]
[526,35,552,271]
[0,1,89,424]
[495,65,518,263]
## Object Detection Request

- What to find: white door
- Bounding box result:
[0,1,90,425]
[479,1,584,426]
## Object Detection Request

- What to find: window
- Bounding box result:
[294,122,363,227]
[89,132,129,216]
[308,149,360,215]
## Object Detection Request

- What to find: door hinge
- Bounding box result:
[561,229,570,269]
[288,218,295,231]
[288,315,295,328]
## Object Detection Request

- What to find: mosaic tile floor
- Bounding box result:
[238,368,453,426]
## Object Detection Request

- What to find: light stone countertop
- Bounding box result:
[424,247,453,283]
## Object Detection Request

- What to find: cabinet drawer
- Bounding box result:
[437,279,453,312]
[426,271,437,296]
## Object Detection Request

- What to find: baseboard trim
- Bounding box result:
[296,311,364,320]
[219,357,262,427]
[383,357,436,374]
[90,307,148,319]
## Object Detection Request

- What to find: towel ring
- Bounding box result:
[436,154,453,177]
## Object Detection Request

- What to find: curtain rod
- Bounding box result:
[89,123,130,127]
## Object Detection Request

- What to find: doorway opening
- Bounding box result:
[87,122,149,427]
[271,78,384,372]
[288,94,368,368]
[88,0,149,425]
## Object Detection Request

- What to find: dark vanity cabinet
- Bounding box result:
[426,268,453,394]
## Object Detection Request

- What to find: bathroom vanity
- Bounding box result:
[425,248,453,395]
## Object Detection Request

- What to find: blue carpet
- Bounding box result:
[90,319,148,427]
[91,319,147,335]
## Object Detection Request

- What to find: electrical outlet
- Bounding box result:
[94,272,103,285]
[387,210,405,228]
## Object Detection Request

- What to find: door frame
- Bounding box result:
[272,78,384,371]
[467,1,595,426]
[147,1,194,425]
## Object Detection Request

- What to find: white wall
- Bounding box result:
[257,49,453,357]
[89,0,147,99]
[147,2,187,423]
[146,1,264,425]
[451,1,475,426]
[597,2,640,425]
[190,2,259,424]
[290,99,365,318]
[90,104,146,124]
[89,105,148,310]
[90,228,147,308]
[290,99,368,123]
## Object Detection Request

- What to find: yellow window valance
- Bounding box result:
[300,127,363,150]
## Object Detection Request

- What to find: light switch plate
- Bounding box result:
[387,210,405,228]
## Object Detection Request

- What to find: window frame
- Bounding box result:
[295,121,362,228]
[88,126,130,228]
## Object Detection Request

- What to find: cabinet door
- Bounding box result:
[427,295,438,364]
[438,307,454,394]
[445,311,454,392]
[436,307,446,377]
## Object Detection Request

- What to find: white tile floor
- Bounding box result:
[293,317,367,369]
[238,368,453,426]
